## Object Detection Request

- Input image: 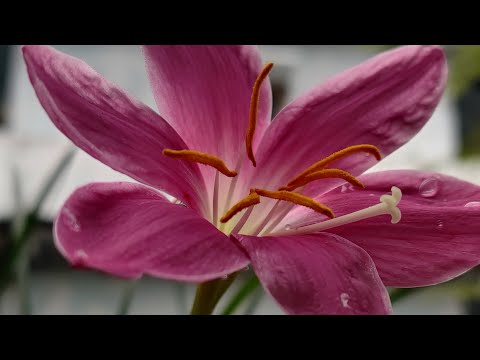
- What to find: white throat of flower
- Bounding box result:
[270,186,402,236]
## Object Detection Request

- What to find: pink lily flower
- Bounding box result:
[22,45,480,315]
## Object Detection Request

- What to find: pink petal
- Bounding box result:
[251,46,447,197]
[289,170,480,288]
[55,182,249,282]
[143,46,272,168]
[233,233,392,315]
[22,45,208,214]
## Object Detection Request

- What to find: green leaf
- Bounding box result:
[221,275,260,315]
[0,148,76,297]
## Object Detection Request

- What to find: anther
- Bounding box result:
[220,191,261,223]
[279,169,365,192]
[286,145,381,187]
[246,63,274,167]
[163,149,237,177]
[254,188,334,219]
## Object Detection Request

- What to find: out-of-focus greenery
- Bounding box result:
[365,45,480,99]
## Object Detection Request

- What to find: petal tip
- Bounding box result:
[21,44,49,61]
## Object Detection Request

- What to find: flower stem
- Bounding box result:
[221,275,260,315]
[190,273,238,315]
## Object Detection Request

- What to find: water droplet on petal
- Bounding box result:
[419,178,440,198]
[221,275,229,280]
[242,266,250,272]
[465,201,480,208]
[341,184,355,193]
[71,249,89,268]
[63,208,81,232]
[340,293,350,308]
[436,220,444,229]
[284,224,292,231]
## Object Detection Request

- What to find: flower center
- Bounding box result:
[162,62,402,237]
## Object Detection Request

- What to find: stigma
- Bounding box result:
[273,186,403,236]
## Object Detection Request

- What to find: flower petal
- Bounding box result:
[251,45,447,197]
[288,170,480,287]
[143,45,272,166]
[55,182,249,282]
[233,233,391,315]
[22,45,208,214]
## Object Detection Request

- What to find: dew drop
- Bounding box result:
[221,275,229,280]
[242,266,250,272]
[63,208,81,232]
[341,184,355,193]
[465,201,480,208]
[284,224,292,231]
[419,178,440,198]
[436,220,444,229]
[71,250,89,268]
[340,293,350,308]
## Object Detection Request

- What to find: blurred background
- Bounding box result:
[1,45,480,315]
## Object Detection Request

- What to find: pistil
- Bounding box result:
[272,186,402,236]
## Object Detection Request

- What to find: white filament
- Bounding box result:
[212,170,220,227]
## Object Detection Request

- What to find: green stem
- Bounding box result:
[190,273,238,315]
[116,280,138,315]
[243,286,263,315]
[221,275,260,315]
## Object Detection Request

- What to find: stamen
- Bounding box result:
[220,191,261,224]
[254,188,335,219]
[259,186,306,235]
[221,152,246,227]
[163,149,237,177]
[286,145,382,187]
[260,201,296,236]
[246,63,274,167]
[212,171,220,226]
[251,199,282,236]
[280,169,365,192]
[230,205,256,234]
[273,186,402,236]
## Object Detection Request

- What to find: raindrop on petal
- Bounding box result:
[419,178,440,198]
[63,208,81,232]
[465,201,480,208]
[340,293,350,308]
